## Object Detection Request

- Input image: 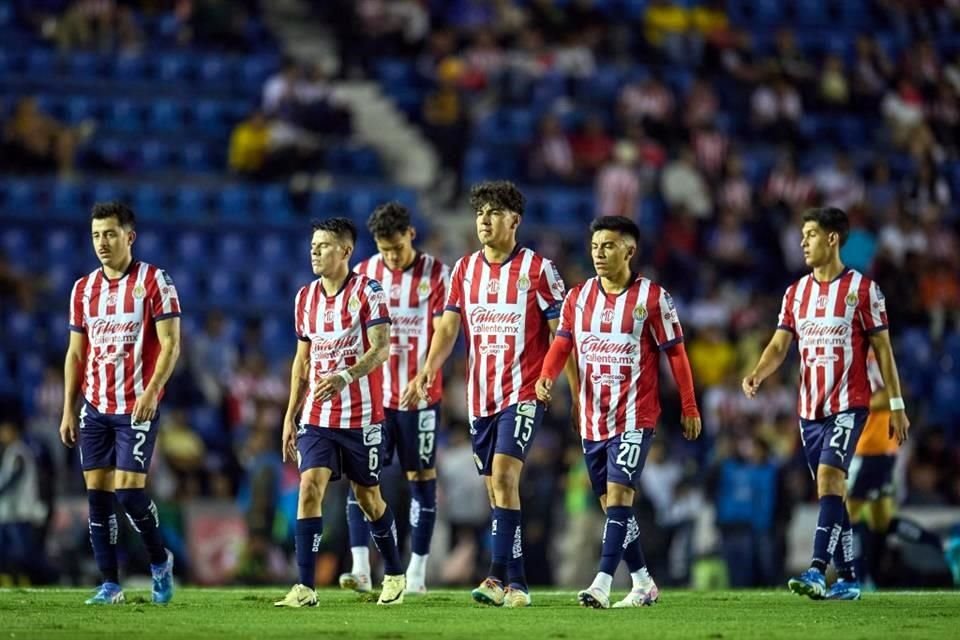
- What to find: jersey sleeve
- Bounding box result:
[556,286,578,339]
[858,280,889,334]
[294,286,309,342]
[150,269,181,320]
[444,258,465,315]
[69,279,86,333]
[536,258,566,320]
[648,285,684,350]
[777,286,796,334]
[430,263,451,318]
[362,279,391,329]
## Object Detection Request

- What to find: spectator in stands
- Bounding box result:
[421,56,470,204]
[819,54,850,112]
[688,0,731,64]
[691,122,729,183]
[718,154,751,216]
[0,250,35,312]
[765,29,815,96]
[902,157,952,219]
[763,151,814,214]
[191,311,239,407]
[594,140,640,218]
[882,77,926,149]
[1,97,85,178]
[0,417,49,586]
[463,29,505,92]
[228,110,270,179]
[500,27,554,104]
[661,145,712,219]
[706,209,753,279]
[852,36,894,111]
[865,160,899,216]
[814,152,865,211]
[262,59,300,122]
[618,73,676,144]
[750,74,802,145]
[684,76,720,130]
[570,114,613,178]
[54,0,142,53]
[527,114,576,185]
[643,0,690,64]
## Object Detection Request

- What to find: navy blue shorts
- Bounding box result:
[383,405,439,472]
[469,401,544,476]
[296,423,383,486]
[583,430,656,499]
[78,401,159,473]
[799,409,868,477]
[847,454,896,501]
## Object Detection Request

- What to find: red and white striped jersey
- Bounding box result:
[777,268,888,420]
[354,252,450,410]
[69,261,181,415]
[445,247,565,421]
[295,273,391,429]
[558,275,683,441]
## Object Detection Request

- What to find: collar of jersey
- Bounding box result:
[481,244,522,267]
[319,271,355,298]
[386,251,421,273]
[101,259,138,283]
[597,271,641,297]
[811,265,850,285]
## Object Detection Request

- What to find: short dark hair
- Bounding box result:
[469,180,524,216]
[590,215,641,245]
[367,202,412,239]
[91,201,136,229]
[802,206,849,247]
[312,217,357,245]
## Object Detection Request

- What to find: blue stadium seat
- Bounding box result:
[65,96,97,123]
[346,191,380,224]
[207,271,241,299]
[191,406,225,447]
[1,227,30,257]
[134,229,167,263]
[309,190,346,217]
[97,138,132,169]
[166,269,198,302]
[5,311,36,345]
[198,54,233,86]
[175,187,210,218]
[248,271,279,299]
[132,184,166,219]
[69,52,102,77]
[543,191,593,228]
[258,184,294,219]
[194,100,226,134]
[180,142,213,172]
[26,50,55,76]
[217,185,252,220]
[258,234,289,265]
[139,140,171,170]
[91,182,124,205]
[112,54,145,80]
[106,100,142,132]
[51,182,82,215]
[45,228,77,260]
[148,100,183,132]
[240,55,277,87]
[217,232,248,265]
[156,52,192,82]
[575,66,623,104]
[2,181,37,215]
[176,231,207,263]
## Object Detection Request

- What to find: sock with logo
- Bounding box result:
[600,506,632,578]
[369,507,404,576]
[811,495,844,573]
[88,489,119,584]
[408,479,437,582]
[115,488,167,566]
[490,506,525,590]
[295,517,323,589]
[836,508,858,581]
[622,515,654,588]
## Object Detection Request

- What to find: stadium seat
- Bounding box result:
[134,229,167,263]
[1,227,30,257]
[175,187,210,219]
[217,185,252,220]
[346,191,380,224]
[248,271,279,299]
[156,52,192,82]
[69,52,102,78]
[132,184,166,219]
[207,271,241,298]
[91,182,124,205]
[26,49,55,76]
[112,54,145,80]
[180,142,213,172]
[217,231,248,266]
[193,100,228,135]
[51,182,82,215]
[2,181,36,215]
[65,96,97,123]
[198,54,233,86]
[258,184,294,220]
[176,231,207,263]
[107,100,143,132]
[166,269,198,302]
[139,140,171,170]
[148,100,183,132]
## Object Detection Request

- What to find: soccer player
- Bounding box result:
[340,202,449,595]
[401,180,575,608]
[59,202,179,605]
[742,206,910,601]
[535,215,701,609]
[275,217,406,608]
[847,349,960,587]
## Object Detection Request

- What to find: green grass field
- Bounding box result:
[1,588,958,639]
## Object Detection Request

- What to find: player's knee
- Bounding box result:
[353,486,385,520]
[490,472,518,499]
[407,469,437,482]
[83,468,114,491]
[298,479,324,510]
[816,466,846,497]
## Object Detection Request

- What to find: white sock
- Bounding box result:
[631,567,654,590]
[406,553,428,582]
[351,546,370,576]
[590,572,613,594]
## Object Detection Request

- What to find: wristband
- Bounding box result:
[889,397,905,411]
[338,370,354,385]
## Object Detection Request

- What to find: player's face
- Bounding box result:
[375,228,416,271]
[590,229,635,278]
[800,221,837,269]
[476,202,519,249]
[310,230,351,276]
[91,217,134,270]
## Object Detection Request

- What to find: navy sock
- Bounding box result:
[487,508,508,583]
[836,509,858,581]
[600,506,632,576]
[811,495,844,573]
[115,488,167,566]
[295,517,323,589]
[369,507,404,576]
[410,479,437,556]
[345,487,370,548]
[491,507,525,589]
[622,516,647,572]
[88,490,119,584]
[888,517,943,550]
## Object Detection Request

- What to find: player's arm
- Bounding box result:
[401,309,461,407]
[742,329,793,398]
[869,329,910,444]
[314,321,392,403]
[60,330,87,447]
[869,383,890,412]
[281,339,311,463]
[664,341,701,440]
[546,317,580,408]
[536,327,574,403]
[132,317,180,423]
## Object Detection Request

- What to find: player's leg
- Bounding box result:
[78,403,123,604]
[346,424,405,605]
[113,412,171,604]
[467,413,507,606]
[396,405,440,594]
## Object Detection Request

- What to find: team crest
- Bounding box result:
[487,279,500,295]
[516,274,531,292]
[633,305,647,321]
[418,280,431,297]
[601,309,615,324]
[133,284,146,299]
[845,292,858,307]
[348,296,361,313]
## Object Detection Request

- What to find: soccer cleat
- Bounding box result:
[944,536,960,587]
[788,568,827,600]
[611,584,660,608]
[404,581,428,596]
[470,577,505,607]
[151,549,175,604]
[577,586,610,609]
[274,584,318,607]
[503,586,532,608]
[85,582,125,605]
[825,579,862,600]
[377,575,406,605]
[338,572,373,593]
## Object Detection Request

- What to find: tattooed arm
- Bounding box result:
[314,322,391,402]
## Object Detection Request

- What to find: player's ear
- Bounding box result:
[408,227,417,243]
[128,229,137,246]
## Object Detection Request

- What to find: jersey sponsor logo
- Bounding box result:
[516,274,530,292]
[845,292,858,307]
[94,350,131,366]
[392,313,426,337]
[590,372,627,386]
[478,343,510,356]
[873,289,886,313]
[389,343,414,355]
[89,318,141,346]
[362,423,383,446]
[621,430,644,444]
[468,307,523,335]
[311,335,361,360]
[633,304,647,321]
[417,280,431,297]
[580,334,638,366]
[133,284,146,299]
[805,353,840,367]
[549,263,565,295]
[367,289,387,306]
[798,320,850,349]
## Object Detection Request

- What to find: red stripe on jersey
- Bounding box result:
[827,276,853,415]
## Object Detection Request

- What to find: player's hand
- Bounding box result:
[281,419,297,463]
[401,370,434,407]
[132,387,159,423]
[59,413,78,448]
[681,415,702,441]
[315,374,348,403]
[535,377,553,403]
[889,409,910,445]
[741,374,761,399]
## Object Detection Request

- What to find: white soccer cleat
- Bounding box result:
[470,578,505,606]
[378,574,406,605]
[611,584,660,608]
[339,572,372,593]
[273,583,318,607]
[503,586,532,608]
[577,586,610,609]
